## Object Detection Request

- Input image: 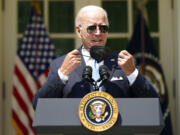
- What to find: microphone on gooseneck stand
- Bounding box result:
[99,65,110,87]
[82,65,99,91]
[82,66,94,83]
[82,65,110,91]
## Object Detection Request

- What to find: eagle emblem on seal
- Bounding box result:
[89,100,108,122]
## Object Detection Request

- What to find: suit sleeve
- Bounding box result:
[130,72,160,98]
[32,59,65,109]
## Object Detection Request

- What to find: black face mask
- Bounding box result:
[90,46,111,63]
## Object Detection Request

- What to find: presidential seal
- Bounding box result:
[78,91,118,132]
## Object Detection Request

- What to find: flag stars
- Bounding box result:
[24,57,29,63]
[23,37,27,42]
[17,14,56,79]
[40,37,44,43]
[25,31,29,36]
[50,45,54,49]
[27,44,32,49]
[38,44,43,49]
[37,17,41,21]
[45,38,49,43]
[36,58,41,63]
[41,24,45,28]
[30,58,35,63]
[43,51,48,56]
[30,23,35,28]
[48,58,52,63]
[41,31,45,35]
[30,30,34,35]
[36,30,40,35]
[45,45,49,49]
[20,51,25,56]
[32,17,39,23]
[28,37,33,42]
[33,44,37,49]
[26,51,30,56]
[29,64,34,70]
[49,51,54,56]
[38,51,42,56]
[31,51,35,56]
[21,44,26,49]
[41,65,45,70]
[36,24,40,28]
[42,58,46,63]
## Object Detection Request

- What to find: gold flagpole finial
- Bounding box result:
[31,1,42,15]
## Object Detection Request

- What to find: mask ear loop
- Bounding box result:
[79,48,91,58]
[79,25,82,30]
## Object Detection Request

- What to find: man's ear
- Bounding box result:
[75,26,82,38]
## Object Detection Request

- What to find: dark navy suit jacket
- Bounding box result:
[33,47,159,109]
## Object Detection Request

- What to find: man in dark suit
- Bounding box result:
[33,5,159,109]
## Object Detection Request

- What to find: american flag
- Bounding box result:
[11,8,56,135]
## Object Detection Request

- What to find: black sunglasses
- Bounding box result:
[86,25,109,34]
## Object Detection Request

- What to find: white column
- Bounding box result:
[0,1,3,135]
[159,0,175,133]
[3,0,17,135]
[175,0,180,134]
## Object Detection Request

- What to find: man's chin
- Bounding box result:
[91,44,105,47]
[83,44,106,51]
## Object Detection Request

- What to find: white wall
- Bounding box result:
[0,1,3,135]
[175,0,180,134]
[159,0,176,134]
[3,0,17,135]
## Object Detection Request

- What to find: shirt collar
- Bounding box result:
[81,46,104,66]
[81,46,90,57]
[81,46,91,66]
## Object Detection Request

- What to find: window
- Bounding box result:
[18,0,75,57]
[18,0,159,57]
[102,0,159,57]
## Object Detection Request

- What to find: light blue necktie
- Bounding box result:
[92,60,99,81]
[92,60,102,91]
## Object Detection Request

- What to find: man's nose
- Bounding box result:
[94,27,101,35]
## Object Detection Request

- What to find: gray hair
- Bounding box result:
[75,5,109,27]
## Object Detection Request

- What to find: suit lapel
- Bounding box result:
[73,47,93,92]
[104,54,117,80]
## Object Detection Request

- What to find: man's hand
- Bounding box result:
[59,49,81,76]
[118,50,135,75]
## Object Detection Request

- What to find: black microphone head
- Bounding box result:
[82,66,94,82]
[99,65,110,82]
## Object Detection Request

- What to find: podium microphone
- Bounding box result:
[82,66,94,83]
[99,65,110,86]
[82,65,110,91]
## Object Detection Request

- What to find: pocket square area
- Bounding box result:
[110,76,123,81]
